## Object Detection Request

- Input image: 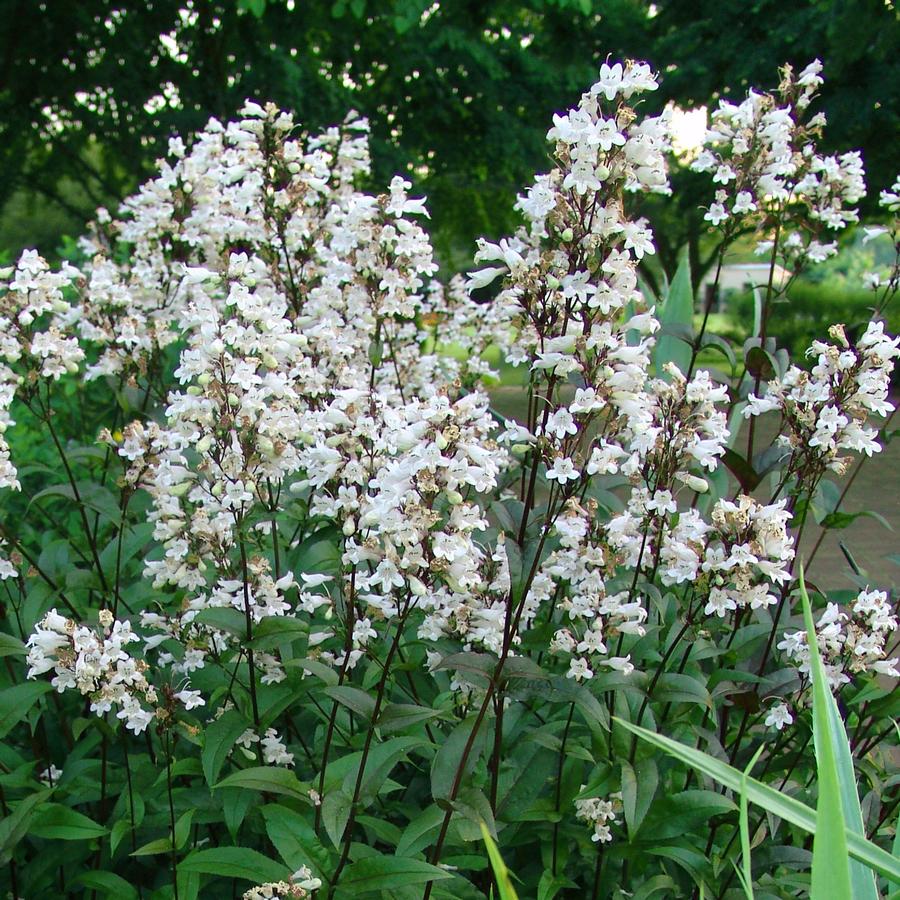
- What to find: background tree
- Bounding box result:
[1,0,896,276]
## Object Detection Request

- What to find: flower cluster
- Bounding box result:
[692,60,865,270]
[243,867,321,899]
[701,496,795,617]
[744,321,899,476]
[235,726,295,767]
[778,588,899,691]
[0,250,84,489]
[575,792,621,843]
[25,609,164,734]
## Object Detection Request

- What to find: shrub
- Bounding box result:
[0,60,897,900]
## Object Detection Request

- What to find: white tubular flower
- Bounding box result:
[778,586,899,693]
[26,609,157,734]
[692,61,866,268]
[765,702,794,731]
[744,321,898,473]
[575,792,621,843]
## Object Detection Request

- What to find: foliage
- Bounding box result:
[730,279,900,369]
[0,56,897,900]
[1,0,898,275]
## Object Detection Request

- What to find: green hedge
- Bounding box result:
[729,281,899,366]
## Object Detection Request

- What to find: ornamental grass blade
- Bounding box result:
[481,822,519,900]
[736,746,765,900]
[614,718,900,885]
[799,565,876,900]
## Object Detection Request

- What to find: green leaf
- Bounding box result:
[0,681,51,738]
[321,788,352,850]
[175,808,195,850]
[0,633,26,658]
[432,714,488,800]
[654,252,693,377]
[131,836,175,856]
[193,607,247,637]
[28,803,106,839]
[537,869,576,900]
[287,657,339,685]
[249,615,308,649]
[0,788,51,865]
[621,756,658,838]
[73,871,139,900]
[654,672,712,708]
[396,804,444,857]
[432,651,495,686]
[480,823,519,900]
[222,787,255,841]
[700,332,737,369]
[216,766,308,801]
[453,786,497,841]
[261,804,328,877]
[340,736,425,808]
[322,685,376,720]
[110,818,132,857]
[615,718,900,884]
[496,744,555,823]
[336,853,454,893]
[180,846,290,882]
[799,567,874,900]
[202,709,250,788]
[378,702,445,734]
[744,344,777,379]
[178,868,201,900]
[721,448,762,493]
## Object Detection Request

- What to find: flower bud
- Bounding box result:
[445,489,463,505]
[408,575,428,597]
[197,373,212,387]
[195,434,213,454]
[560,227,574,242]
[342,517,356,536]
[211,482,224,497]
[262,353,278,369]
[682,474,709,494]
[186,385,203,396]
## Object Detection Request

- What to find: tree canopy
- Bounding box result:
[1,0,897,269]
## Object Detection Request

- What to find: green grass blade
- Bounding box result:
[481,822,519,900]
[614,718,900,884]
[798,565,853,900]
[738,746,765,900]
[799,565,877,899]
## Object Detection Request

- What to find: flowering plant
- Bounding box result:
[0,59,896,900]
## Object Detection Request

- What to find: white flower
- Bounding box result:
[546,456,580,483]
[704,202,729,226]
[765,703,793,731]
